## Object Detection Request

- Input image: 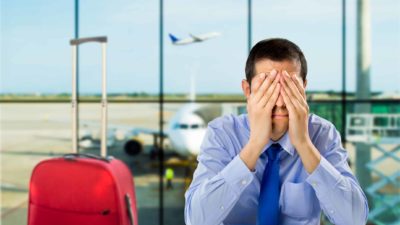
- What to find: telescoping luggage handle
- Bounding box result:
[70,36,108,158]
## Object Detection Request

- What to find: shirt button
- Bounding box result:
[312,182,318,187]
[330,210,335,214]
[241,180,247,185]
[220,206,224,210]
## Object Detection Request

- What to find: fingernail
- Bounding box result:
[259,73,266,79]
[296,74,302,81]
[270,70,277,76]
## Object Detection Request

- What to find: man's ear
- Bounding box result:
[242,79,251,99]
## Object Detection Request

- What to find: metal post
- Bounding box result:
[74,0,80,152]
[355,0,373,207]
[159,0,165,224]
[101,43,107,158]
[72,46,78,154]
[248,0,252,53]
[341,0,347,144]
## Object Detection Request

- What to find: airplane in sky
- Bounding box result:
[168,32,221,45]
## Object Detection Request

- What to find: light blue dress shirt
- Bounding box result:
[184,113,369,225]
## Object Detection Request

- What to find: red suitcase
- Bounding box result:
[27,37,138,225]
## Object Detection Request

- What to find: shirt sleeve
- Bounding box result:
[184,124,254,225]
[305,123,369,225]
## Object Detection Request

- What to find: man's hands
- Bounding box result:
[247,70,281,150]
[280,71,321,173]
[240,69,321,173]
[280,71,310,149]
[240,70,280,171]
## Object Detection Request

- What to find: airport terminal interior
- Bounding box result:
[1,0,399,225]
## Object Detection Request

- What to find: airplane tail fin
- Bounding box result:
[189,64,198,102]
[189,73,196,102]
[168,33,179,43]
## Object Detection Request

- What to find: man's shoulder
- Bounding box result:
[308,114,341,146]
[208,113,248,131]
[308,113,336,131]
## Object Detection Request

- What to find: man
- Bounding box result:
[184,38,369,225]
[165,167,175,190]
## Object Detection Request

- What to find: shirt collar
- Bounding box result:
[244,113,295,156]
[264,132,295,156]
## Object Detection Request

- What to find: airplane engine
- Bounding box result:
[124,139,143,156]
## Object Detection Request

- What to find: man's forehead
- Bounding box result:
[254,58,300,74]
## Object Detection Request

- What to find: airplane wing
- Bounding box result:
[189,32,221,41]
[50,119,168,138]
[120,126,169,138]
[169,32,220,45]
[81,121,169,138]
[188,33,203,42]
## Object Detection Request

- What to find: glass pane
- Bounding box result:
[163,1,247,95]
[80,0,160,223]
[1,1,73,224]
[253,0,342,91]
[2,1,399,225]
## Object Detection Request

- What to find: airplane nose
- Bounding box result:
[184,131,205,155]
[186,138,201,155]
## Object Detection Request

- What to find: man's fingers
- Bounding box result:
[251,73,266,94]
[287,72,308,107]
[282,71,302,98]
[281,74,302,109]
[282,71,305,105]
[254,70,277,102]
[280,84,295,113]
[264,83,281,110]
[258,74,280,107]
[290,73,306,100]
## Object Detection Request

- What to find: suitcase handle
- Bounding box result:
[63,153,113,163]
[70,36,108,157]
[70,36,107,46]
[125,194,136,225]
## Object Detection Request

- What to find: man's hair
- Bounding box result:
[245,38,307,84]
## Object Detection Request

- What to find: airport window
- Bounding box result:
[190,124,200,129]
[179,124,189,129]
[1,1,399,225]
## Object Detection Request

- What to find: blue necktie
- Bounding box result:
[257,143,282,225]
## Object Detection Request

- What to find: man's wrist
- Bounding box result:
[239,139,265,171]
[248,138,267,152]
[295,138,322,174]
[294,136,312,152]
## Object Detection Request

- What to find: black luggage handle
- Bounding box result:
[63,153,113,163]
[70,36,107,46]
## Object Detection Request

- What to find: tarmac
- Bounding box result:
[1,103,186,225]
[1,103,399,225]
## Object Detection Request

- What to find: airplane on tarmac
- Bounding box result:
[168,32,220,45]
[76,81,245,157]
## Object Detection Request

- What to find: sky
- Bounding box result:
[1,0,400,94]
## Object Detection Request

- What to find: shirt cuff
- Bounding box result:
[219,154,254,195]
[305,156,342,194]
